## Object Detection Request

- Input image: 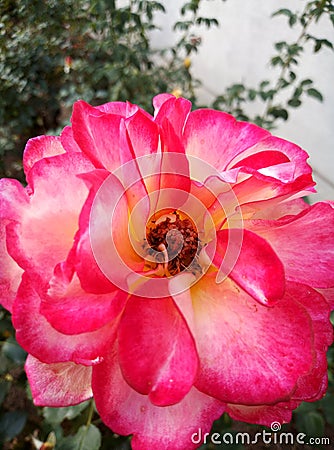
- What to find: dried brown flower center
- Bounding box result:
[146,210,202,276]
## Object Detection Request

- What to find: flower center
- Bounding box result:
[145,210,202,276]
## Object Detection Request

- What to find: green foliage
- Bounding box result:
[211,0,334,129]
[0,0,222,180]
[43,402,91,425]
[58,424,102,450]
[0,410,28,442]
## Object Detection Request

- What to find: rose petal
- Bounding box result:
[249,198,309,220]
[60,126,82,153]
[184,109,270,171]
[232,170,315,213]
[93,343,225,450]
[40,274,127,334]
[13,274,115,365]
[226,401,299,427]
[71,100,132,171]
[317,287,334,309]
[0,178,29,221]
[172,274,315,405]
[154,95,191,138]
[23,135,66,176]
[211,228,285,306]
[125,109,159,159]
[229,135,312,179]
[74,170,144,294]
[0,179,27,311]
[0,223,23,312]
[6,153,94,286]
[118,295,198,406]
[288,282,332,401]
[25,354,93,407]
[247,202,334,288]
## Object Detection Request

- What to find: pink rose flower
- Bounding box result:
[1,94,333,449]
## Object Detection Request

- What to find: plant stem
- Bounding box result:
[261,3,318,122]
[86,399,95,427]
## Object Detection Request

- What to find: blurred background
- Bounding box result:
[0,1,333,449]
[1,0,333,201]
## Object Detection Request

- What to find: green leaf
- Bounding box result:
[0,411,27,442]
[300,78,313,86]
[320,393,334,426]
[314,38,333,52]
[307,88,323,101]
[289,71,296,81]
[330,13,334,27]
[271,56,283,67]
[173,20,192,31]
[43,401,90,425]
[259,80,270,89]
[274,41,286,51]
[272,9,293,19]
[288,14,297,27]
[296,411,325,438]
[272,9,297,27]
[0,380,10,406]
[288,98,302,107]
[2,337,27,364]
[58,424,102,450]
[248,89,257,101]
[268,108,288,120]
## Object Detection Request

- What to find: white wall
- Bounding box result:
[150,0,334,202]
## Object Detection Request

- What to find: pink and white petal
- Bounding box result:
[316,287,334,310]
[230,149,290,171]
[6,153,93,285]
[153,93,175,116]
[0,179,28,311]
[118,295,198,406]
[74,170,144,294]
[0,223,23,312]
[248,202,334,289]
[152,152,191,213]
[288,282,332,401]
[71,100,132,171]
[74,228,118,294]
[232,170,315,211]
[0,178,29,221]
[23,135,66,176]
[226,401,299,427]
[40,274,127,335]
[183,109,270,171]
[97,101,130,116]
[60,126,82,153]
[211,229,285,306]
[154,96,192,202]
[92,344,225,450]
[229,135,312,179]
[173,274,314,405]
[125,109,159,159]
[73,170,120,294]
[249,198,309,221]
[154,95,191,138]
[26,354,93,407]
[13,274,115,365]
